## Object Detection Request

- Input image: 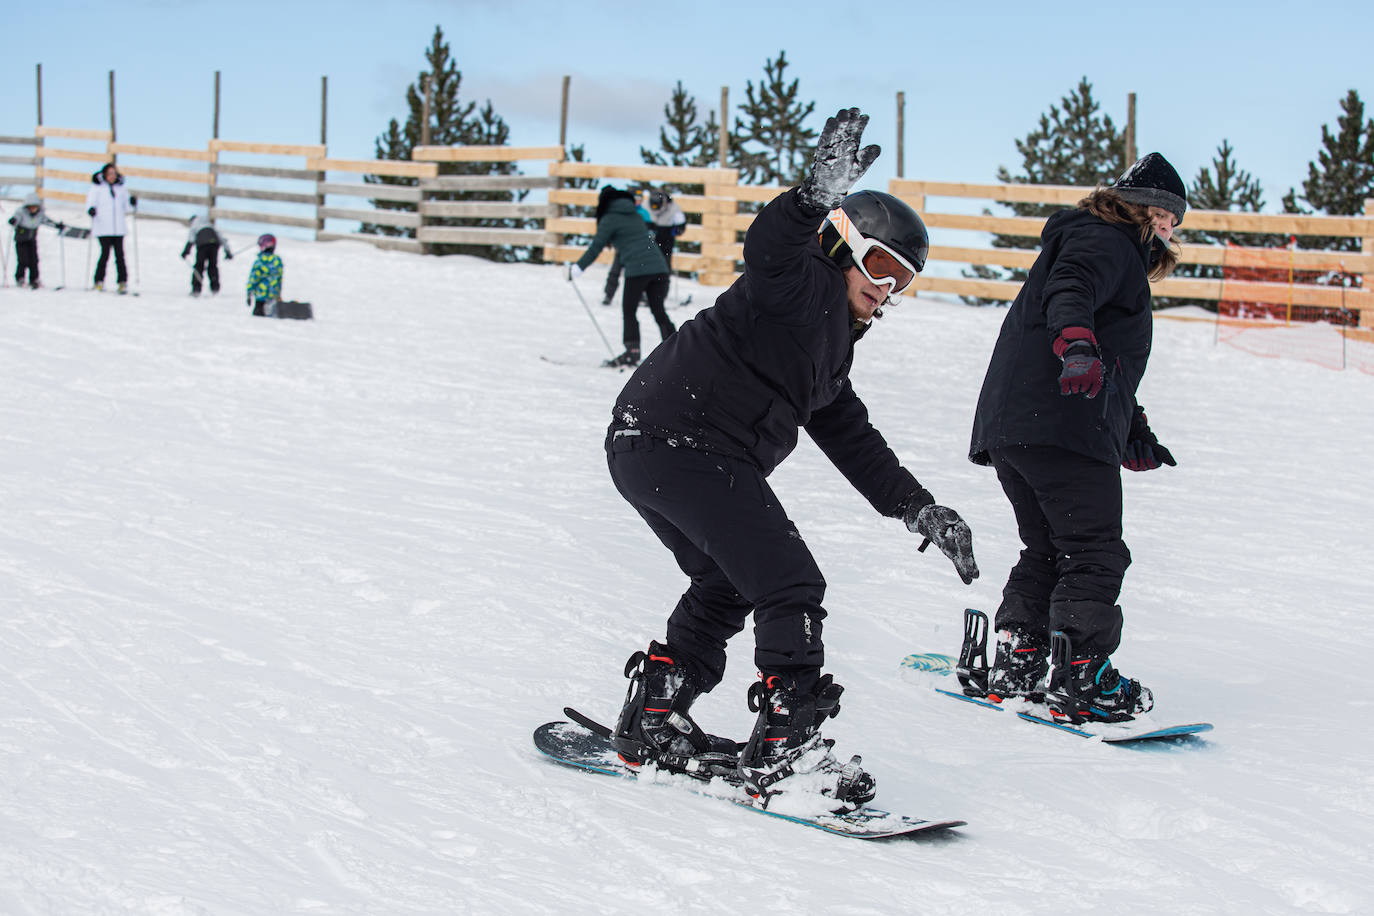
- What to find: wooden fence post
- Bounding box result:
[209,71,220,216]
[1125,93,1137,168]
[34,64,43,193]
[896,91,904,179]
[698,172,736,288]
[315,76,327,240]
[1363,199,1373,327]
[718,86,729,168]
[108,71,117,161]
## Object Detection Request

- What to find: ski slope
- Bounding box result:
[2,207,1372,914]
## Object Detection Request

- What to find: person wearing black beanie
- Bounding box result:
[964,151,1187,725]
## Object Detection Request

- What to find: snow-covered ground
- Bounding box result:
[2,205,1372,914]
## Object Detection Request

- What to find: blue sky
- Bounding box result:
[5,0,1372,212]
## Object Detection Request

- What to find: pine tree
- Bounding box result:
[641,82,709,168]
[1163,140,1273,309]
[1283,89,1374,253]
[1183,140,1270,248]
[963,77,1124,303]
[363,25,524,260]
[729,51,817,187]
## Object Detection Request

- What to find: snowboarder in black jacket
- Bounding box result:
[604,108,978,812]
[967,152,1186,725]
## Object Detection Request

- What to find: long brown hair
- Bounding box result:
[1077,187,1180,280]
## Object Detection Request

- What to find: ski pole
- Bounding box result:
[567,272,617,358]
[131,212,140,287]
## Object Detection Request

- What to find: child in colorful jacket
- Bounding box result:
[246,233,283,316]
[7,193,63,288]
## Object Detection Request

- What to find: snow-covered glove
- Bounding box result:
[1052,326,1104,399]
[904,501,979,585]
[797,107,880,214]
[1122,406,1176,472]
[567,263,583,281]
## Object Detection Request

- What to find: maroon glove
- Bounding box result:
[1053,326,1103,399]
[1123,406,1176,472]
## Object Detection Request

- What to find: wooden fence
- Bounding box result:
[4,130,1371,326]
[891,180,1374,326]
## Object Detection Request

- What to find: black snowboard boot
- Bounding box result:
[1044,631,1153,724]
[986,625,1050,703]
[611,642,739,779]
[603,347,640,368]
[736,674,875,813]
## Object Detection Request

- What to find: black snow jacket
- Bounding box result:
[609,188,922,518]
[969,207,1157,467]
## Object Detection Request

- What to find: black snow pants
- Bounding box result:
[620,273,673,352]
[652,226,677,272]
[989,444,1131,657]
[95,236,127,285]
[607,429,827,694]
[192,242,222,294]
[15,238,38,286]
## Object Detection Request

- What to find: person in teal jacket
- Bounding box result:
[247,233,284,316]
[568,186,673,367]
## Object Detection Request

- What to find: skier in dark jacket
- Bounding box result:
[604,109,979,812]
[966,152,1186,725]
[8,193,63,288]
[181,214,232,296]
[567,186,673,367]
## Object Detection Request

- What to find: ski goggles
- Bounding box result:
[825,208,920,301]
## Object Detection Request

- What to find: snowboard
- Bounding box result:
[534,713,964,840]
[901,612,1214,746]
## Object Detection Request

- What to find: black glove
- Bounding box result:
[87,207,96,217]
[797,107,880,214]
[225,250,233,260]
[1052,326,1104,399]
[56,222,65,231]
[903,500,979,585]
[1123,406,1176,472]
[129,195,138,207]
[181,244,192,259]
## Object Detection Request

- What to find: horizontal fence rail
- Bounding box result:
[3,130,1370,325]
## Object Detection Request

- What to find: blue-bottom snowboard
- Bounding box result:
[901,611,1213,746]
[534,715,964,840]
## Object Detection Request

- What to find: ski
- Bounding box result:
[540,355,630,371]
[534,712,964,840]
[902,610,1213,745]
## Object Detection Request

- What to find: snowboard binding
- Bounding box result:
[955,608,991,697]
[610,643,741,781]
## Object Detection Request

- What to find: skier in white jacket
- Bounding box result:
[85,162,137,292]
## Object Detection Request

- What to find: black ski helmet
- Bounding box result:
[821,190,929,275]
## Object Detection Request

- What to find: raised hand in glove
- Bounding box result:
[797,107,881,214]
[566,263,583,281]
[904,500,980,585]
[1122,406,1176,471]
[1052,326,1104,399]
